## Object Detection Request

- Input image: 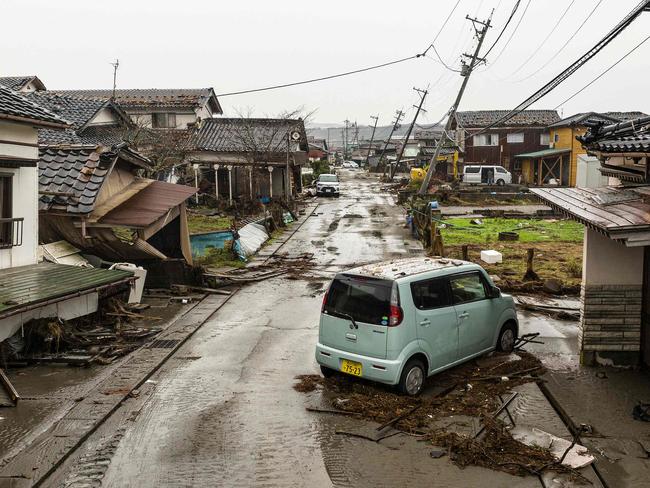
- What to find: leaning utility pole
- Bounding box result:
[343,119,350,160]
[379,110,405,178]
[390,87,428,181]
[418,14,492,194]
[365,115,379,167]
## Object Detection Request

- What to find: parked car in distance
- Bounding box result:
[315,257,518,395]
[462,165,512,185]
[316,173,340,197]
[342,161,359,169]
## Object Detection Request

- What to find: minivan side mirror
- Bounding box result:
[489,285,501,298]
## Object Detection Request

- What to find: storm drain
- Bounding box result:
[148,339,181,349]
[407,248,425,255]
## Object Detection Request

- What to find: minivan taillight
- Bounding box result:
[321,291,328,313]
[388,282,403,327]
[389,305,403,326]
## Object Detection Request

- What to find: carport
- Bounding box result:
[516,148,571,186]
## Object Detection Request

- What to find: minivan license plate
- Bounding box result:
[341,359,362,377]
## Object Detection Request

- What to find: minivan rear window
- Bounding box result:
[324,274,392,326]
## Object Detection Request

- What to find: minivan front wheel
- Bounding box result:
[497,323,517,352]
[398,359,425,396]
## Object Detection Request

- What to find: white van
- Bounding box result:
[463,165,512,185]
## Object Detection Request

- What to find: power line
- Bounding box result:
[215,54,422,97]
[429,45,463,72]
[422,0,463,56]
[516,0,604,82]
[483,0,521,59]
[468,0,650,139]
[487,0,533,67]
[554,33,650,109]
[507,0,576,77]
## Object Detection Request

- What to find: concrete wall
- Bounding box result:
[0,121,39,269]
[576,154,608,188]
[580,228,643,365]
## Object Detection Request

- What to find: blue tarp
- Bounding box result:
[190,231,235,257]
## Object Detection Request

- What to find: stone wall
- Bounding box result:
[580,284,642,364]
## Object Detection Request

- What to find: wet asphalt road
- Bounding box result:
[43,171,544,487]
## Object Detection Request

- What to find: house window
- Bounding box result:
[554,133,560,143]
[514,160,522,171]
[473,134,499,146]
[506,133,524,143]
[540,133,550,145]
[0,175,13,247]
[152,113,177,128]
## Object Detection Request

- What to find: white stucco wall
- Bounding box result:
[582,228,643,286]
[0,121,39,269]
[89,107,119,125]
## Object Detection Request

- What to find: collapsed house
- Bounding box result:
[0,86,136,345]
[532,116,650,367]
[187,117,309,203]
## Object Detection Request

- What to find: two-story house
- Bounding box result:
[0,87,136,345]
[452,110,560,182]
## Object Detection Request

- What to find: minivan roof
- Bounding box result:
[344,257,479,281]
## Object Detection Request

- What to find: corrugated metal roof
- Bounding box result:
[99,180,197,228]
[515,148,571,158]
[0,262,133,317]
[531,186,650,242]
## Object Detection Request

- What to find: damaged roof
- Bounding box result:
[547,112,620,129]
[345,257,476,281]
[48,88,222,114]
[0,75,46,92]
[25,92,131,145]
[39,144,150,214]
[99,180,197,228]
[604,111,649,121]
[578,116,650,154]
[191,118,309,153]
[455,110,560,128]
[0,86,68,128]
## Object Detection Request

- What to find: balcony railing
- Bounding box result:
[0,217,24,249]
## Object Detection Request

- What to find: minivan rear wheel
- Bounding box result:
[320,365,336,378]
[398,359,426,396]
[497,323,517,352]
[496,179,505,186]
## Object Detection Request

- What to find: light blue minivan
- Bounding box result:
[315,257,518,395]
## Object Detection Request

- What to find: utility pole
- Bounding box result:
[418,14,492,194]
[390,87,428,181]
[379,110,405,178]
[365,115,379,168]
[343,119,350,160]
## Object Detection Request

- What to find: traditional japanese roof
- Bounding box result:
[39,144,150,214]
[0,86,68,128]
[515,148,571,159]
[49,88,222,114]
[25,92,132,145]
[191,118,309,154]
[547,112,620,129]
[604,111,649,121]
[578,116,650,154]
[531,186,650,246]
[454,110,560,128]
[0,75,46,92]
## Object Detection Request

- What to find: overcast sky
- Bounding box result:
[3,0,649,126]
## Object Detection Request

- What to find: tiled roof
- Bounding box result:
[39,145,118,214]
[455,110,560,128]
[0,75,45,91]
[0,86,67,127]
[579,116,650,154]
[191,118,308,154]
[547,112,620,129]
[27,92,106,129]
[48,88,222,112]
[588,135,650,153]
[604,111,649,121]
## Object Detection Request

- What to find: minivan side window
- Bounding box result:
[450,273,487,304]
[411,278,452,310]
[464,167,480,173]
[496,167,506,173]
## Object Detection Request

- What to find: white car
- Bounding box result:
[462,165,512,185]
[316,174,340,197]
[342,161,359,169]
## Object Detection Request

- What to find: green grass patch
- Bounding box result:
[194,246,245,269]
[188,214,232,234]
[440,218,584,246]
